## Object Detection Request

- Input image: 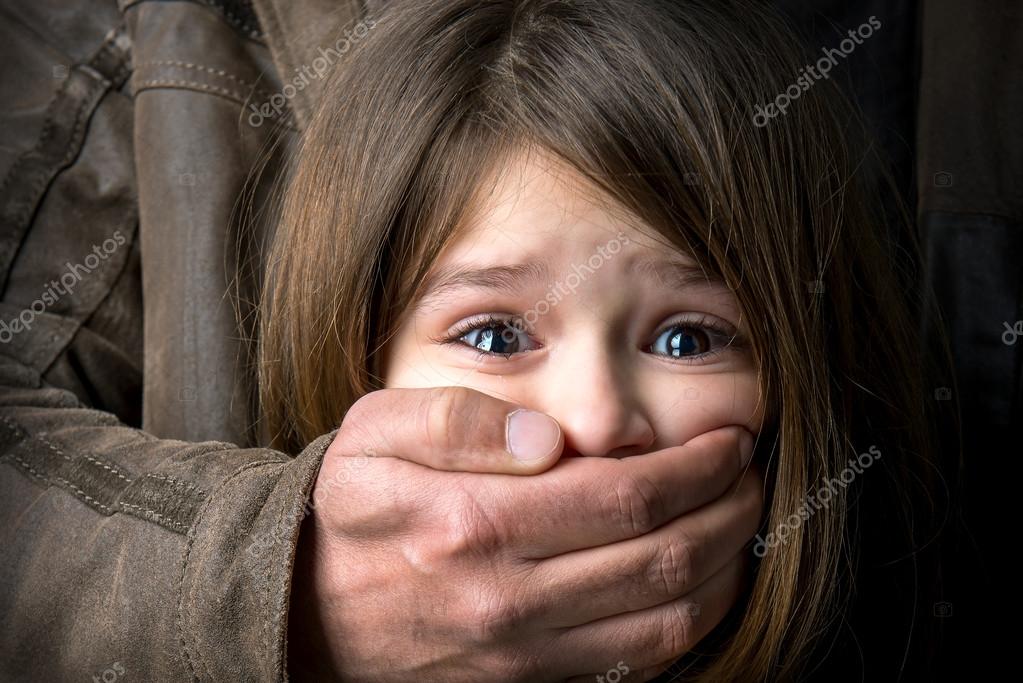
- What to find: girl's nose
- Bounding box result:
[537,351,655,458]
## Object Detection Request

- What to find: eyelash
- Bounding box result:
[433,314,537,359]
[654,313,744,363]
[434,312,745,363]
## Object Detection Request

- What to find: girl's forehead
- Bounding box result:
[415,148,737,323]
[447,147,681,263]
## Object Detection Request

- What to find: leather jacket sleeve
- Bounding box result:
[0,356,328,681]
[0,0,351,679]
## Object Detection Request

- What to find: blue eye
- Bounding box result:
[440,313,740,362]
[457,318,536,356]
[649,324,714,358]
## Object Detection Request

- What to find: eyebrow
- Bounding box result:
[413,255,727,312]
[633,256,726,290]
[415,262,552,310]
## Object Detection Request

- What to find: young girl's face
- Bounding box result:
[385,149,764,456]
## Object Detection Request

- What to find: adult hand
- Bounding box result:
[288,387,762,682]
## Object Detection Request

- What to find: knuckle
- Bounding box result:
[442,484,503,555]
[425,386,477,454]
[659,600,698,657]
[650,533,694,598]
[501,649,541,682]
[693,425,737,462]
[468,584,527,642]
[335,392,384,453]
[606,472,663,536]
[335,402,366,445]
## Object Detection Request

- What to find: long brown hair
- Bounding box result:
[259,1,948,679]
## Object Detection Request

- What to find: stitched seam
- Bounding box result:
[135,60,273,99]
[147,473,207,497]
[0,76,67,199]
[89,29,132,86]
[0,70,101,203]
[202,0,263,39]
[83,453,132,482]
[119,502,188,533]
[121,0,263,40]
[4,452,48,482]
[0,22,127,213]
[131,78,298,131]
[265,486,290,665]
[177,520,199,682]
[3,454,120,516]
[178,459,284,681]
[0,413,200,533]
[52,476,113,513]
[212,3,262,39]
[39,436,73,463]
[133,78,253,103]
[1,413,134,478]
[0,73,107,271]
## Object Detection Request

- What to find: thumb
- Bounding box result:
[328,386,564,474]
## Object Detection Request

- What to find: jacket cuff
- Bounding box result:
[178,432,332,680]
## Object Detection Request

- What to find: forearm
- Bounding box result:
[0,355,328,681]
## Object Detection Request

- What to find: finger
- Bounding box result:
[527,464,762,627]
[549,551,747,679]
[328,386,564,474]
[492,425,756,556]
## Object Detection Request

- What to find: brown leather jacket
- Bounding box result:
[0,0,1018,681]
[0,1,374,680]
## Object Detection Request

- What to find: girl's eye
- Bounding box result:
[650,325,710,357]
[647,318,737,360]
[456,318,537,356]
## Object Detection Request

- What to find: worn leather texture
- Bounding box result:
[0,0,1018,680]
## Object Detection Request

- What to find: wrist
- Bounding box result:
[287,513,341,681]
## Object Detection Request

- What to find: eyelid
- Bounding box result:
[646,313,748,362]
[650,312,738,339]
[430,313,540,355]
[430,311,747,363]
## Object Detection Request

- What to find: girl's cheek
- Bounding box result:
[647,371,764,448]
